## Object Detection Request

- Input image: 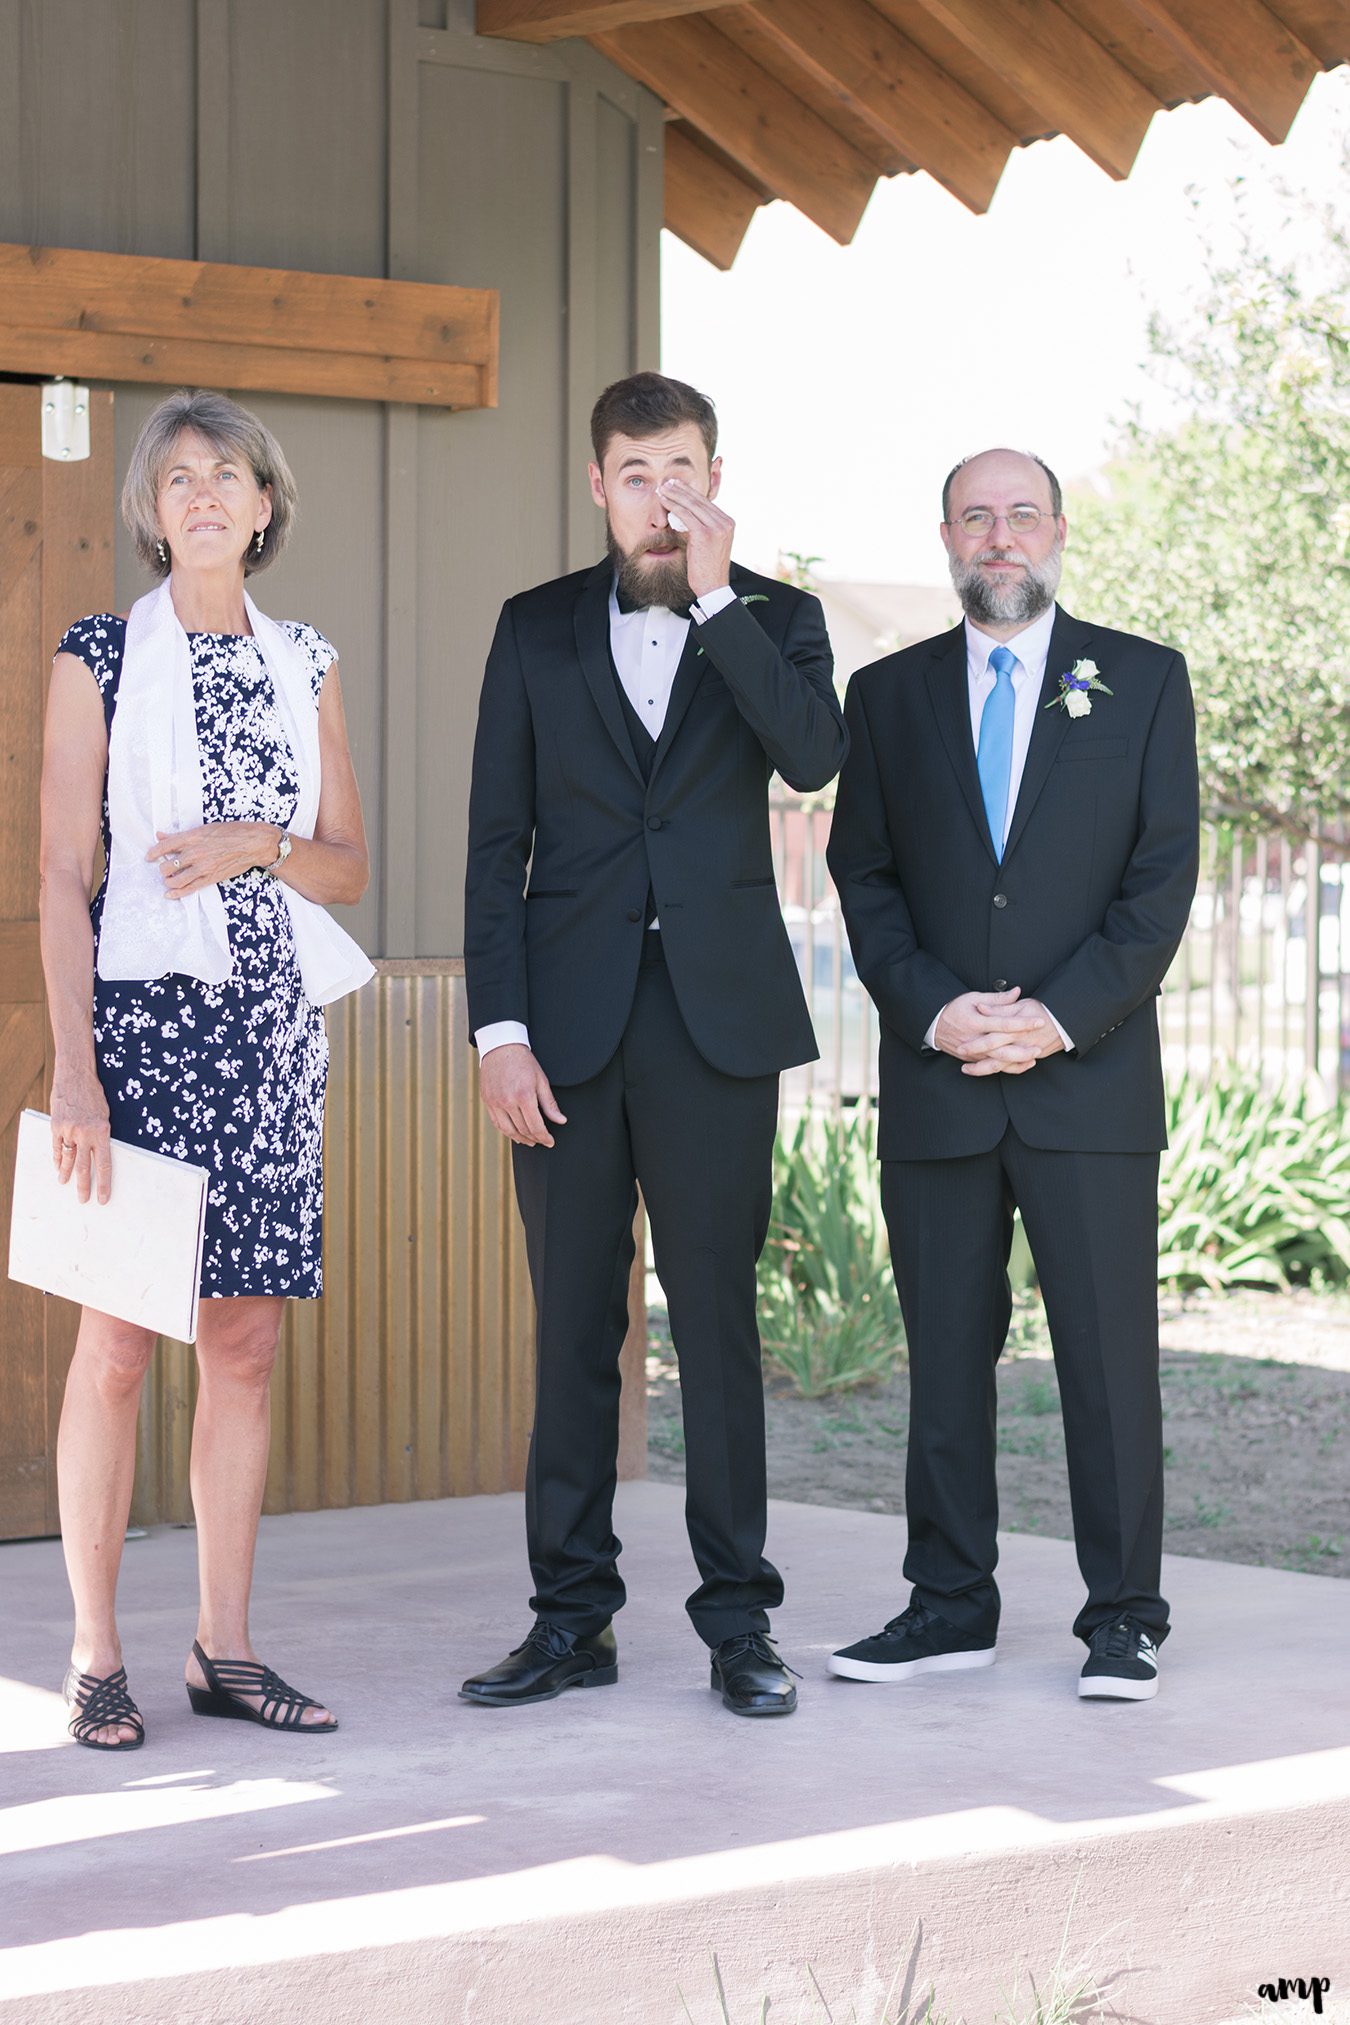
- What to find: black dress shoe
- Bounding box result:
[710,1632,799,1717]
[459,1621,618,1707]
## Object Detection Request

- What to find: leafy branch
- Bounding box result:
[1067,141,1350,853]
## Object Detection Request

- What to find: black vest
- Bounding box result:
[611,652,658,925]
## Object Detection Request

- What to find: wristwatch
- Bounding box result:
[268,831,293,874]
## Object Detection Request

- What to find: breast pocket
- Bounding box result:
[1055,736,1129,763]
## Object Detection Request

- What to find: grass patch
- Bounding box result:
[1282,1532,1344,1570]
[1019,1374,1059,1417]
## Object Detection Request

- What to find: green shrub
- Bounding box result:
[757,1074,1349,1390]
[1158,1073,1350,1291]
[758,1110,904,1396]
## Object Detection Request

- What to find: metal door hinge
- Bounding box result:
[41,379,91,462]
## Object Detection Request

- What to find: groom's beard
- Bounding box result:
[949,539,1062,628]
[609,524,693,613]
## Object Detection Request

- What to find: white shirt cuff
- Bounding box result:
[1044,1006,1075,1052]
[476,1021,530,1058]
[690,584,736,623]
[923,1009,944,1051]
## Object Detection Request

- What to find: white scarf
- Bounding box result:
[98,579,375,1006]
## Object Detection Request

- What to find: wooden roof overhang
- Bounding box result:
[477,0,1350,267]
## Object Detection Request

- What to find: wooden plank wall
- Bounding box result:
[131,965,648,1521]
[0,388,115,1540]
[132,968,529,1522]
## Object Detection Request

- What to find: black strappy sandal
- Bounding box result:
[186,1640,338,1732]
[63,1664,145,1751]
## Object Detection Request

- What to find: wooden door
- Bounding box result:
[0,382,114,1539]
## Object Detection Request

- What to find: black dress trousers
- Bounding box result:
[512,937,784,1646]
[881,1125,1168,1646]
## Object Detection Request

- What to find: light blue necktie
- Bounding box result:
[977,644,1017,859]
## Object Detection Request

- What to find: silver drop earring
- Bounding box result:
[254,530,265,556]
[155,538,168,567]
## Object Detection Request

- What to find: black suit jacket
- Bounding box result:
[827,605,1200,1159]
[465,558,848,1086]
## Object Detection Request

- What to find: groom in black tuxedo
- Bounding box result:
[827,448,1198,1702]
[461,372,847,1716]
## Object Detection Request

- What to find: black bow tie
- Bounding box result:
[615,584,694,620]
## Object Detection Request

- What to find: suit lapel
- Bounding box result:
[1001,605,1089,863]
[649,622,708,780]
[574,559,645,786]
[650,561,754,780]
[923,622,998,864]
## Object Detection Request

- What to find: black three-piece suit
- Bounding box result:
[828,604,1200,1641]
[465,557,847,1643]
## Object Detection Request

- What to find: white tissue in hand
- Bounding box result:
[666,511,689,533]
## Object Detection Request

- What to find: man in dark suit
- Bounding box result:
[826,448,1199,1701]
[461,372,847,1717]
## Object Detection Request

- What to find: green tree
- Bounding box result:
[1066,169,1350,850]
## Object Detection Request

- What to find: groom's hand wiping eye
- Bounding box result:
[655,479,734,598]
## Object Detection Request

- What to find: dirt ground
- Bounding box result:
[645,1291,1350,1579]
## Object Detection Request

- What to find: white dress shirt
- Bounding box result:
[476,580,737,1060]
[923,605,1073,1052]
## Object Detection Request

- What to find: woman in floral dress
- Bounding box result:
[41,390,371,1747]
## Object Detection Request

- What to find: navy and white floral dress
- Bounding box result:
[59,614,335,1299]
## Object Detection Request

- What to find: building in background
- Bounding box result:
[813,579,960,683]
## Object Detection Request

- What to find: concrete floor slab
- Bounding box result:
[1,1486,1346,2025]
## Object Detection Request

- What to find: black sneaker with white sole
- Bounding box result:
[828,1600,997,1682]
[1078,1616,1160,1700]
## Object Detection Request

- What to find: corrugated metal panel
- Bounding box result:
[270,964,536,1512]
[132,967,646,1525]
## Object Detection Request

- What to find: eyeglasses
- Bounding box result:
[949,506,1048,535]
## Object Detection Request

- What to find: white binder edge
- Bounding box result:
[8,1109,209,1344]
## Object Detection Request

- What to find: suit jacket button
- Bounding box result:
[993,978,1008,991]
[993,892,1008,909]
[626,908,642,922]
[647,816,663,831]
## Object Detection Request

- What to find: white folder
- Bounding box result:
[8,1109,209,1343]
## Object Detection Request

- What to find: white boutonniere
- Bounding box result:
[695,591,769,655]
[1047,656,1112,719]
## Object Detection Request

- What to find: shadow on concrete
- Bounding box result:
[2,1485,1348,1963]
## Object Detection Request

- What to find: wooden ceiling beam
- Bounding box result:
[908,0,1160,178]
[740,0,1017,214]
[590,16,879,243]
[714,10,913,177]
[0,243,500,408]
[1275,1,1350,68]
[477,0,731,40]
[664,123,764,269]
[1114,0,1320,145]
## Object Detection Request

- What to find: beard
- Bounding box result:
[949,538,1062,628]
[609,524,693,612]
